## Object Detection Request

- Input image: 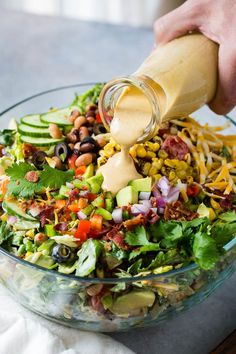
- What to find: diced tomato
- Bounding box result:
[86,192,98,202]
[90,214,103,232]
[68,202,80,213]
[95,112,102,123]
[55,199,66,210]
[187,184,200,197]
[75,166,86,177]
[78,197,88,209]
[74,220,91,241]
[68,154,77,170]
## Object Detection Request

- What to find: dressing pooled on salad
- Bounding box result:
[99,34,218,194]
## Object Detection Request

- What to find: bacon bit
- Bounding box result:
[104,228,128,250]
[22,143,38,158]
[39,206,54,227]
[25,171,39,183]
[123,214,145,230]
[158,124,170,138]
[164,201,198,221]
[162,135,189,160]
[54,222,68,232]
[219,195,236,211]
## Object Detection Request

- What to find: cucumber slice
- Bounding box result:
[14,220,40,230]
[40,107,74,127]
[20,135,64,146]
[21,114,49,128]
[18,124,51,137]
[2,200,36,221]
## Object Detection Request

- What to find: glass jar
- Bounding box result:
[99,34,218,143]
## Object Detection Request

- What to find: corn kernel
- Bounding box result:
[158,149,168,159]
[169,170,176,180]
[25,230,35,239]
[136,145,147,158]
[153,174,162,182]
[176,170,187,179]
[143,162,151,176]
[129,145,137,159]
[164,159,178,168]
[152,158,163,170]
[146,151,156,159]
[209,208,216,220]
[178,161,189,170]
[186,176,194,184]
[148,166,158,176]
[161,166,168,175]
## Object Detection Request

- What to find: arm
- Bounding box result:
[154,0,236,115]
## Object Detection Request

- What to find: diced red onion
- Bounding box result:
[156,197,167,208]
[7,215,17,224]
[77,211,87,220]
[139,192,151,200]
[157,176,171,197]
[158,207,165,214]
[151,207,158,214]
[152,185,162,199]
[131,204,150,215]
[112,208,123,223]
[139,199,152,208]
[79,190,89,197]
[166,186,180,203]
[66,182,74,189]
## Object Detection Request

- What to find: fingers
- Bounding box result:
[209,45,236,115]
[153,2,200,45]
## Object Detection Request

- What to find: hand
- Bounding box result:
[153,0,236,115]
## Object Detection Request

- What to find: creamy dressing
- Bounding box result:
[99,34,218,194]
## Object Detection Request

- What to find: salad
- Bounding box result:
[0,84,236,319]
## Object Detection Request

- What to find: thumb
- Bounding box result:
[154,2,201,45]
[209,45,236,115]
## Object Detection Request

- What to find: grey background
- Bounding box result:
[0,8,235,354]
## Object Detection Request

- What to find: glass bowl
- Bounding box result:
[0,83,236,332]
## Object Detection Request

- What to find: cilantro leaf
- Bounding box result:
[6,162,74,198]
[6,162,43,198]
[129,243,160,260]
[125,226,150,246]
[211,221,236,248]
[193,231,219,270]
[40,165,74,189]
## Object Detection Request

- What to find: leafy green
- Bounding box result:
[129,243,160,260]
[72,83,104,113]
[0,222,14,245]
[218,211,236,223]
[125,226,150,246]
[6,162,74,198]
[0,129,16,146]
[39,165,74,189]
[193,231,220,270]
[76,239,102,276]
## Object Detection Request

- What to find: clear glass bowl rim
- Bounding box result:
[0,82,235,284]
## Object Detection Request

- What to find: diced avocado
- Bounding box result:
[109,290,155,316]
[83,164,94,179]
[116,186,138,207]
[44,224,56,237]
[86,173,104,193]
[128,177,152,192]
[59,185,71,198]
[73,179,90,190]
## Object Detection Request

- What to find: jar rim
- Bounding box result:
[98,75,160,143]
